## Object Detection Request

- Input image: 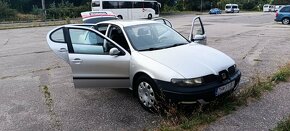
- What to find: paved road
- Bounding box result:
[0,12,289,130]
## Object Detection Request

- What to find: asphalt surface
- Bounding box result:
[0,12,289,130]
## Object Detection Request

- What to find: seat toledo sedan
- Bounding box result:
[46,17,241,111]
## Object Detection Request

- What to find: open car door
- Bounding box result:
[46,25,130,88]
[189,16,207,45]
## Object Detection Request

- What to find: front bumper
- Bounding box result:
[155,70,241,102]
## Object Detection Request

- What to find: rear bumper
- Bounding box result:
[274,18,281,22]
[155,71,241,102]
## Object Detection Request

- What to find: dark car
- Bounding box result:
[275,6,290,25]
[83,16,118,24]
[209,8,222,14]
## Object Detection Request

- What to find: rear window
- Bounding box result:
[83,17,117,24]
[232,6,238,9]
[280,7,290,12]
[92,1,100,7]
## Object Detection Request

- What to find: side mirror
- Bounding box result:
[193,35,207,45]
[109,48,121,56]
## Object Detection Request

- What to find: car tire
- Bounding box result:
[134,75,159,112]
[148,14,152,19]
[117,15,123,19]
[282,18,290,25]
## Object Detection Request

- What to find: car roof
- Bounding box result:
[98,20,158,27]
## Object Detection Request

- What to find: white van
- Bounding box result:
[225,4,239,13]
[263,4,275,12]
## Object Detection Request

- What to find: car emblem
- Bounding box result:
[221,73,227,80]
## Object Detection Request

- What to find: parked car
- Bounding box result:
[81,11,117,24]
[209,8,222,14]
[46,17,241,111]
[275,6,290,25]
[225,4,239,13]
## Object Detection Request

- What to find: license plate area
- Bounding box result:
[215,81,235,96]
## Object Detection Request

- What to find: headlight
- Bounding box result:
[171,77,203,86]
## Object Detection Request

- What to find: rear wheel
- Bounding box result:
[135,75,158,112]
[282,18,290,25]
[117,15,123,19]
[148,14,152,19]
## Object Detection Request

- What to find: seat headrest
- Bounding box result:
[137,28,149,36]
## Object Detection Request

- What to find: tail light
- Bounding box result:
[275,12,278,17]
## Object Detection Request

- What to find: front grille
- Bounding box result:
[203,74,218,83]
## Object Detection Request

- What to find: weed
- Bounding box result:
[156,63,290,130]
[272,116,290,131]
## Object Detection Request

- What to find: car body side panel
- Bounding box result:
[129,51,184,85]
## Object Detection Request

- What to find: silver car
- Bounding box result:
[46,17,241,111]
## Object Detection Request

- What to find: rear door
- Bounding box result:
[48,25,130,88]
[47,26,69,63]
[189,16,207,45]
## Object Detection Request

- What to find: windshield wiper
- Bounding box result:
[139,47,165,51]
[139,43,187,51]
[163,43,187,49]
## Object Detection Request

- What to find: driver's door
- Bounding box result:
[48,25,130,88]
[189,16,207,45]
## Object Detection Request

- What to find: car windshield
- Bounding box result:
[226,6,231,9]
[124,23,189,51]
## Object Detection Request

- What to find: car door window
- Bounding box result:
[108,25,130,53]
[69,28,114,55]
[94,24,109,35]
[50,28,65,43]
[193,20,204,35]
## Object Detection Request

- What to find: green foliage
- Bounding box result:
[0,0,17,21]
[273,116,290,131]
[272,64,290,82]
[46,1,90,20]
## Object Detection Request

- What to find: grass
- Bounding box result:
[157,63,290,131]
[273,115,290,131]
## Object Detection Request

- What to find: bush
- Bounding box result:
[46,1,90,20]
[0,0,17,21]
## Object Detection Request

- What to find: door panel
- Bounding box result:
[47,27,69,63]
[65,26,130,88]
[189,16,207,45]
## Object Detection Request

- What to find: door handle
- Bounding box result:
[72,58,83,64]
[58,48,67,52]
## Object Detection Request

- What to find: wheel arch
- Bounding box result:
[132,72,153,89]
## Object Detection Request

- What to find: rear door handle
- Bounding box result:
[72,58,83,64]
[59,48,67,52]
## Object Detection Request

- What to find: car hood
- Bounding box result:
[138,43,235,78]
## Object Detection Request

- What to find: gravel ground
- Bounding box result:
[0,12,289,130]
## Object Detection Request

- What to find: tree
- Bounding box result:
[0,0,17,20]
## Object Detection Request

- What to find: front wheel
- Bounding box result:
[135,75,158,112]
[282,18,290,25]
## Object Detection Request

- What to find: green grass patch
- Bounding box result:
[273,116,290,131]
[157,63,290,131]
